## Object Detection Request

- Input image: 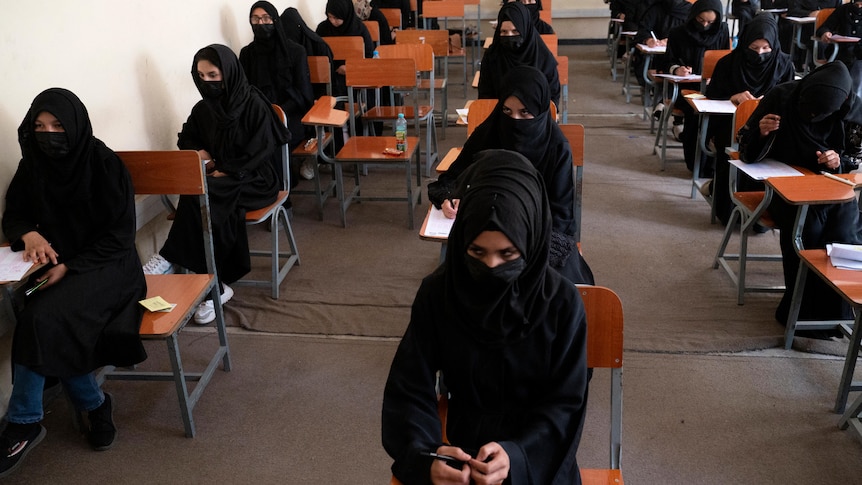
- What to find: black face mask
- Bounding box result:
[744,48,770,65]
[200,81,224,99]
[34,132,71,159]
[464,255,526,288]
[252,23,275,40]
[498,35,524,51]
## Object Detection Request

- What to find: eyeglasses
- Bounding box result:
[250,15,273,24]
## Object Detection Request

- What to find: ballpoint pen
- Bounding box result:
[650,30,659,43]
[25,278,48,297]
[821,171,856,187]
[419,451,465,468]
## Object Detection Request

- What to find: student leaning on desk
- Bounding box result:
[0,88,148,478]
[737,61,862,332]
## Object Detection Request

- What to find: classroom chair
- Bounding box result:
[100,150,231,438]
[557,55,570,123]
[376,43,440,177]
[713,98,785,305]
[364,20,381,48]
[323,35,367,66]
[540,0,553,25]
[420,0,468,98]
[380,7,402,31]
[233,105,300,299]
[560,124,586,244]
[389,285,625,485]
[397,29,452,140]
[810,8,839,68]
[541,33,559,56]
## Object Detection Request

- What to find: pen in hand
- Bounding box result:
[25,278,48,297]
[419,451,466,469]
[650,30,658,43]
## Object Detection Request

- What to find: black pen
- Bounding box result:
[419,451,464,465]
[25,278,48,297]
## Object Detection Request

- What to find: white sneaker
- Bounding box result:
[300,159,316,180]
[193,284,234,325]
[672,123,684,142]
[142,254,174,275]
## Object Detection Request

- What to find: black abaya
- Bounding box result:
[383,151,588,485]
[3,88,147,377]
[280,7,337,99]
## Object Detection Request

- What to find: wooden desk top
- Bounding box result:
[436,147,462,173]
[766,174,858,206]
[636,43,666,54]
[419,204,452,242]
[302,96,348,127]
[335,136,420,161]
[686,97,736,115]
[799,249,862,305]
[142,273,213,337]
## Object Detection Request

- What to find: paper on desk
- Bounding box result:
[139,296,174,312]
[728,159,804,180]
[831,35,862,42]
[827,243,862,270]
[0,246,34,282]
[652,73,700,82]
[456,109,469,124]
[689,98,737,114]
[424,207,454,238]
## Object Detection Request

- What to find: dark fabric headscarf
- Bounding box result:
[726,12,792,96]
[685,0,725,46]
[665,0,693,20]
[483,2,559,104]
[244,1,299,96]
[280,7,334,59]
[319,0,367,36]
[503,0,552,33]
[443,149,555,346]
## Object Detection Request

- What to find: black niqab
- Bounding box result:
[685,0,725,46]
[243,2,298,97]
[444,150,554,345]
[726,12,792,96]
[280,7,334,59]
[319,0,367,36]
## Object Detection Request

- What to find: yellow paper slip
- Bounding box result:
[139,296,174,312]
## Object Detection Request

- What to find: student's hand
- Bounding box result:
[430,445,472,485]
[822,31,833,43]
[336,65,347,75]
[618,13,625,20]
[442,199,459,219]
[39,263,68,289]
[816,150,841,170]
[730,91,757,105]
[209,170,228,178]
[646,38,659,48]
[197,150,213,162]
[674,66,692,76]
[468,442,510,485]
[20,231,58,265]
[759,114,780,137]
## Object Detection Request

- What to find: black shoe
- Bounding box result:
[87,393,116,451]
[0,422,46,478]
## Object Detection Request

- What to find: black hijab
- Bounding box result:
[243,2,300,98]
[280,7,334,59]
[503,0,553,33]
[319,0,367,36]
[483,2,559,104]
[728,13,792,96]
[685,0,726,46]
[11,88,128,260]
[443,149,556,346]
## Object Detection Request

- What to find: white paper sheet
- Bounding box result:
[0,246,34,282]
[423,207,454,238]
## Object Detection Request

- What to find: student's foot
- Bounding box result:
[142,254,174,275]
[300,159,316,180]
[194,285,234,325]
[672,124,684,142]
[0,422,46,478]
[87,393,116,451]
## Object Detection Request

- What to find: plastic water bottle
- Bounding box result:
[395,113,407,152]
[373,50,380,59]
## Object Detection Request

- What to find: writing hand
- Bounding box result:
[816,150,840,170]
[442,199,459,219]
[468,442,510,485]
[730,91,756,105]
[759,114,780,137]
[20,231,58,265]
[675,66,692,76]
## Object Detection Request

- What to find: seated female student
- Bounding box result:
[316,0,375,97]
[816,0,862,72]
[377,0,413,28]
[503,0,554,34]
[280,7,337,100]
[664,0,730,176]
[428,66,594,285]
[383,150,589,485]
[479,2,560,109]
[240,1,315,182]
[0,88,147,477]
[778,0,841,70]
[143,44,289,325]
[732,0,761,35]
[632,0,691,88]
[738,61,862,334]
[705,12,794,225]
[353,0,394,46]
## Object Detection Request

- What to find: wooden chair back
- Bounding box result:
[466,98,497,136]
[729,97,760,154]
[376,43,435,73]
[540,0,553,24]
[700,48,731,91]
[323,35,366,62]
[397,29,450,59]
[557,55,569,122]
[560,123,584,242]
[308,55,333,97]
[541,33,558,56]
[346,58,417,89]
[380,7,402,30]
[422,0,465,19]
[815,7,834,31]
[120,150,204,196]
[363,20,381,46]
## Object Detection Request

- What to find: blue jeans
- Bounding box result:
[6,364,104,424]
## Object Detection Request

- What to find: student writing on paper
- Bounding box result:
[816,1,862,72]
[142,45,289,325]
[738,62,862,333]
[631,0,691,87]
[428,67,594,285]
[705,13,794,224]
[778,0,841,71]
[241,1,315,185]
[0,88,147,477]
[383,152,588,485]
[664,0,730,176]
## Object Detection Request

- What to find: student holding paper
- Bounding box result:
[738,61,862,332]
[0,88,147,477]
[816,1,862,71]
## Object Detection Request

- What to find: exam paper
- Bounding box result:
[423,207,454,238]
[0,246,34,282]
